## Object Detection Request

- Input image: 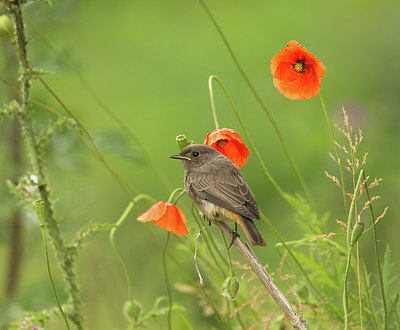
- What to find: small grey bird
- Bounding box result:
[170,144,266,246]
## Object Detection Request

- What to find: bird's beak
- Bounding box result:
[169,154,191,161]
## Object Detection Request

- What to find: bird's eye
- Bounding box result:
[192,151,199,157]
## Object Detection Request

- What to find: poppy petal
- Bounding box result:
[270,40,326,100]
[153,203,189,236]
[137,201,166,223]
[204,128,250,168]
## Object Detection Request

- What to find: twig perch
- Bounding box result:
[215,221,308,330]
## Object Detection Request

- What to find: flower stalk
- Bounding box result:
[199,0,313,207]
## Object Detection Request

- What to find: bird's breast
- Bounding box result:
[196,199,235,223]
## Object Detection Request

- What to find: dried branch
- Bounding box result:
[215,221,308,329]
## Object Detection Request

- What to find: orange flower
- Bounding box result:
[137,201,188,236]
[270,40,327,100]
[204,128,250,168]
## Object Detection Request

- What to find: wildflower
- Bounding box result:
[204,128,250,168]
[270,40,327,100]
[137,201,188,235]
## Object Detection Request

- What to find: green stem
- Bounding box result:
[363,172,388,329]
[199,1,313,208]
[109,195,155,302]
[9,4,84,328]
[259,210,342,320]
[208,75,220,129]
[192,205,228,268]
[360,260,379,329]
[220,231,233,276]
[186,218,226,279]
[167,188,185,204]
[145,224,198,285]
[343,169,363,329]
[39,223,70,329]
[162,232,172,330]
[319,94,349,214]
[208,75,285,200]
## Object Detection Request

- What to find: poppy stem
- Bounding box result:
[167,188,185,204]
[208,75,220,129]
[199,0,313,209]
[162,232,173,330]
[109,194,156,303]
[319,94,349,214]
[220,230,234,277]
[208,75,300,212]
[194,224,226,328]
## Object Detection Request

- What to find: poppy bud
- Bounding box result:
[35,200,46,225]
[221,276,239,300]
[176,134,189,151]
[351,222,365,246]
[0,15,14,41]
[123,299,142,322]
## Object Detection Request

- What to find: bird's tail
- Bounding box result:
[234,214,266,246]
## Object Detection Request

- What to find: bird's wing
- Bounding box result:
[187,168,260,220]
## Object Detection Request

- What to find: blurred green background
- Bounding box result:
[1,0,399,328]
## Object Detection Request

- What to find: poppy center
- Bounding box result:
[216,139,229,147]
[293,59,306,73]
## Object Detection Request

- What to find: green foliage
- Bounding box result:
[0,0,398,329]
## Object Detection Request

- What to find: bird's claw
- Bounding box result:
[228,225,240,249]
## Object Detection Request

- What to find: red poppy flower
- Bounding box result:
[204,128,250,168]
[137,201,188,236]
[270,40,327,100]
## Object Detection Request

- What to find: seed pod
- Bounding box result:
[35,200,46,224]
[176,134,189,151]
[123,299,142,322]
[351,222,365,246]
[0,16,14,41]
[221,276,239,300]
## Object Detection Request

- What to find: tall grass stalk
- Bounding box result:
[343,169,363,329]
[363,172,388,329]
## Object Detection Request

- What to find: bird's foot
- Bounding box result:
[228,224,240,249]
[203,215,212,227]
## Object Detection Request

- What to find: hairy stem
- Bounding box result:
[9,3,84,328]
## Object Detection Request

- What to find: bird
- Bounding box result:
[170,144,266,246]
